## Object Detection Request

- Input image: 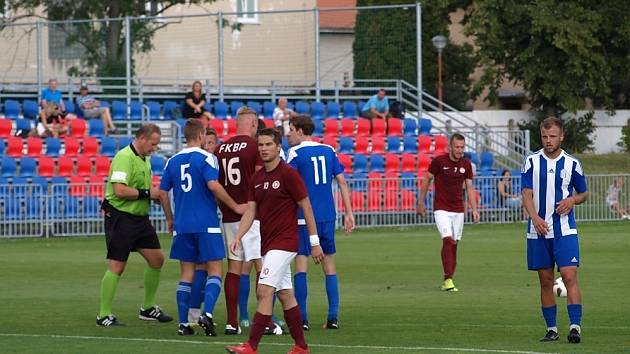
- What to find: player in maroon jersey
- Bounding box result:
[226,128,323,354]
[417,133,480,292]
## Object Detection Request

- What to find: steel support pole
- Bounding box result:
[125,16,131,107]
[36,22,43,101]
[416,4,422,116]
[314,8,321,102]
[218,12,225,102]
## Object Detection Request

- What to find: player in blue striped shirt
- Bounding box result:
[521,117,589,344]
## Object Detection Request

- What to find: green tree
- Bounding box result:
[618,118,630,152]
[353,0,477,110]
[518,112,595,153]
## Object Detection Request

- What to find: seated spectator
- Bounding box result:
[361,88,391,120]
[36,102,69,138]
[183,80,214,125]
[40,78,77,124]
[273,97,296,135]
[497,169,521,208]
[606,178,629,219]
[76,85,117,135]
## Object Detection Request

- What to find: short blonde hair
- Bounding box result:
[236,106,257,118]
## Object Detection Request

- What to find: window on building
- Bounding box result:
[237,0,258,24]
[48,23,86,60]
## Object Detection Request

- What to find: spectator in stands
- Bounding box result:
[76,85,117,135]
[606,178,629,219]
[183,80,214,125]
[360,88,390,120]
[36,102,69,138]
[39,78,77,125]
[273,97,296,135]
[497,169,522,208]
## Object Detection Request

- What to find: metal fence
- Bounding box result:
[1,174,628,238]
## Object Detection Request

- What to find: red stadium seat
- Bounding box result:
[26,137,43,157]
[351,190,366,212]
[263,119,275,128]
[0,119,12,138]
[63,137,80,157]
[367,190,382,211]
[37,156,55,177]
[367,172,384,192]
[400,189,416,211]
[372,119,386,137]
[434,134,448,155]
[387,118,402,137]
[340,119,354,136]
[88,175,106,197]
[210,119,225,135]
[226,119,237,136]
[95,156,111,177]
[83,137,99,157]
[384,188,399,211]
[337,153,352,174]
[152,175,161,188]
[76,156,93,177]
[356,118,370,136]
[371,136,385,154]
[68,175,87,197]
[310,136,321,143]
[6,137,23,157]
[401,153,416,172]
[323,119,338,137]
[355,136,369,154]
[322,135,338,149]
[418,135,431,155]
[418,154,431,173]
[385,154,400,173]
[57,156,74,177]
[384,171,399,191]
[69,119,87,138]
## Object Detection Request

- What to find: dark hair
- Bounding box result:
[289,115,315,136]
[540,116,563,132]
[184,119,204,141]
[205,127,217,137]
[501,169,510,177]
[135,123,161,138]
[257,118,266,134]
[449,132,465,144]
[258,127,281,145]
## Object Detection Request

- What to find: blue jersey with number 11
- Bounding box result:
[287,141,345,222]
[159,147,220,234]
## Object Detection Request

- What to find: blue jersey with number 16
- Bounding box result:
[287,141,345,222]
[159,147,221,234]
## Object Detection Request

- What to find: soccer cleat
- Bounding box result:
[264,322,284,335]
[225,342,257,354]
[324,318,339,330]
[567,327,581,343]
[96,314,125,327]
[178,324,195,336]
[287,344,309,354]
[188,308,201,325]
[198,313,217,336]
[240,319,250,328]
[139,306,173,322]
[441,278,459,292]
[302,320,310,331]
[539,329,559,342]
[225,324,242,335]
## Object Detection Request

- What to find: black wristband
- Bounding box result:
[137,188,150,200]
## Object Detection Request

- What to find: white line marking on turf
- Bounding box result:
[0,333,559,354]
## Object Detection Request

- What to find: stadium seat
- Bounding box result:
[367,189,382,211]
[163,101,178,120]
[88,175,106,197]
[419,118,432,135]
[63,195,80,218]
[326,102,340,118]
[152,175,161,188]
[57,156,74,177]
[480,152,494,171]
[4,100,20,119]
[313,119,323,136]
[403,118,417,136]
[386,136,401,153]
[418,135,431,155]
[323,119,338,137]
[372,119,386,137]
[4,196,21,219]
[76,156,93,177]
[295,101,310,114]
[385,154,400,173]
[337,153,352,173]
[82,196,102,218]
[68,175,87,197]
[130,101,144,120]
[311,102,325,120]
[64,100,76,115]
[387,118,402,136]
[401,153,416,173]
[262,101,275,119]
[83,137,99,157]
[22,100,39,120]
[63,137,80,157]
[342,101,357,118]
[322,136,338,150]
[246,101,261,116]
[356,118,370,136]
[151,155,166,176]
[400,189,416,211]
[351,190,366,211]
[353,154,368,174]
[118,136,133,149]
[349,172,368,191]
[15,118,32,135]
[384,190,399,211]
[338,137,354,154]
[19,157,37,177]
[100,136,116,157]
[434,134,448,155]
[88,119,105,137]
[370,155,385,173]
[31,176,49,195]
[418,154,431,173]
[263,119,274,128]
[50,176,68,194]
[146,101,161,120]
[310,136,321,143]
[204,102,212,115]
[0,118,12,138]
[111,100,127,120]
[384,171,399,190]
[226,119,237,136]
[12,176,30,197]
[210,119,225,136]
[230,101,244,117]
[26,137,43,157]
[1,156,17,177]
[37,156,55,178]
[469,151,479,166]
[95,156,111,177]
[355,136,369,154]
[403,136,417,154]
[371,136,385,154]
[340,119,354,136]
[0,139,5,155]
[69,119,87,137]
[367,172,384,191]
[6,137,23,157]
[400,172,416,191]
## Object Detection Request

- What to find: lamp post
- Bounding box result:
[431,35,447,111]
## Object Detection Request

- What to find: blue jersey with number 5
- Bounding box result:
[160,147,220,233]
[287,141,345,222]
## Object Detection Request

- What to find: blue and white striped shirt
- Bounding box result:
[521,149,587,239]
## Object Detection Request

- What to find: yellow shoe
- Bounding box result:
[441,278,458,292]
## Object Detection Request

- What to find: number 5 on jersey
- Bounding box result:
[180,163,192,192]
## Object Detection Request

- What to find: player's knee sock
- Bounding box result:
[99,270,120,317]
[441,238,455,280]
[541,305,557,330]
[284,305,307,349]
[142,267,161,309]
[176,281,192,324]
[190,269,207,309]
[325,274,339,320]
[567,304,582,327]
[203,275,222,316]
[248,312,271,350]
[452,242,458,277]
[294,272,308,321]
[225,272,240,327]
[239,274,251,321]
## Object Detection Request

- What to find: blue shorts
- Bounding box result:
[527,235,580,270]
[170,232,225,263]
[298,221,336,256]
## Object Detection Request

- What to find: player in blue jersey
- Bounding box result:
[286,115,355,330]
[159,119,247,336]
[521,117,589,344]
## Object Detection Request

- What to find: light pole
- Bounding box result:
[431,35,448,111]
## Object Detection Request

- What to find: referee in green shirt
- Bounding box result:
[97,123,174,326]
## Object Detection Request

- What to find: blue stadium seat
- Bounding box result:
[0,139,5,155]
[281,137,289,152]
[386,137,401,153]
[403,136,418,153]
[64,100,76,114]
[100,136,117,157]
[342,101,357,118]
[313,119,323,136]
[111,100,127,120]
[338,137,354,154]
[353,154,368,174]
[295,101,310,114]
[83,196,102,218]
[4,197,21,220]
[403,119,417,136]
[1,156,17,177]
[151,155,166,176]
[163,100,178,120]
[349,172,368,191]
[370,155,385,173]
[15,118,32,135]
[44,137,61,157]
[400,172,416,190]
[22,100,39,120]
[130,101,143,120]
[246,101,261,116]
[3,100,20,119]
[326,102,340,118]
[25,197,41,219]
[118,136,133,149]
[19,157,37,177]
[468,152,479,166]
[214,101,229,119]
[311,102,325,120]
[203,101,213,114]
[63,196,80,218]
[480,152,494,171]
[12,176,29,197]
[230,101,244,117]
[31,176,49,195]
[263,101,275,118]
[88,119,105,138]
[419,118,432,135]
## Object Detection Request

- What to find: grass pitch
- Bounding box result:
[0,222,628,354]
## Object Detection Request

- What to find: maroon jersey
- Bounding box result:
[248,161,308,255]
[215,135,264,222]
[428,154,473,213]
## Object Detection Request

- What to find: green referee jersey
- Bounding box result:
[105,143,152,216]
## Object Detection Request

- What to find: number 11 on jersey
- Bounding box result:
[311,156,327,185]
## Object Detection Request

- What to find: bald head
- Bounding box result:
[236,106,258,137]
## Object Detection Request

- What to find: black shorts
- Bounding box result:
[103,201,161,262]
